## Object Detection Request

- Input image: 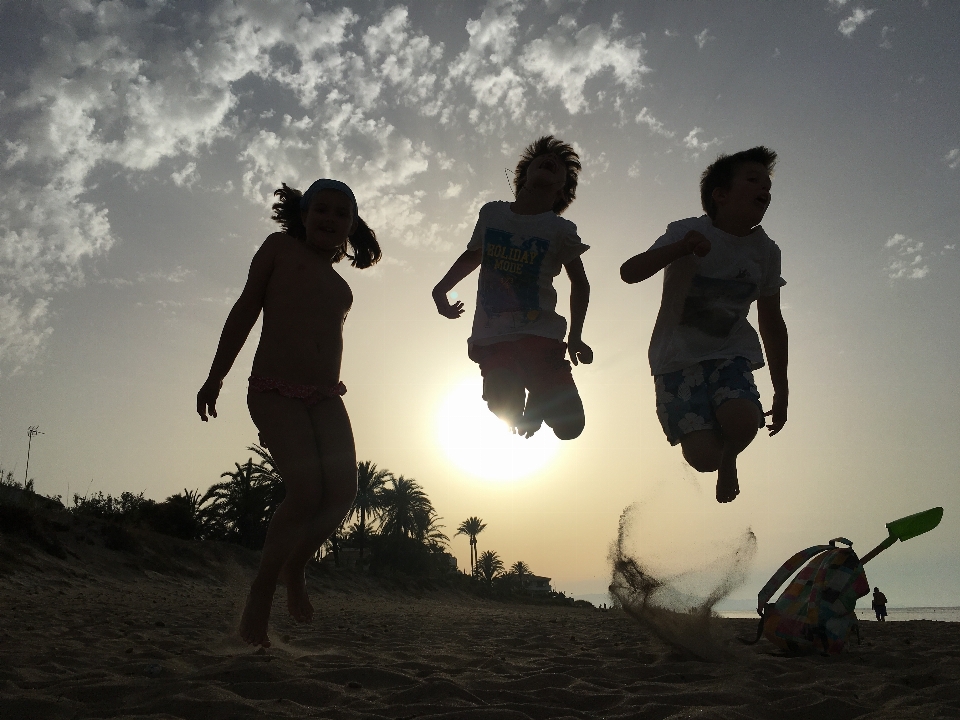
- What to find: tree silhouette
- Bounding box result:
[476,550,504,586]
[454,516,487,578]
[200,456,281,549]
[509,560,531,590]
[247,444,285,514]
[349,461,391,557]
[378,475,434,540]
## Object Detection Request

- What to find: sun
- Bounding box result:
[436,376,561,481]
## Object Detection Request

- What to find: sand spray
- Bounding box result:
[609,501,757,661]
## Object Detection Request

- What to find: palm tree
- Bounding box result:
[415,506,449,552]
[378,475,429,539]
[200,459,269,549]
[476,550,504,587]
[349,461,391,557]
[510,560,531,590]
[454,516,487,578]
[247,444,285,516]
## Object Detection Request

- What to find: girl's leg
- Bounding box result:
[241,392,356,647]
[277,396,357,610]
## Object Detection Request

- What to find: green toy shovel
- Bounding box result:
[860,507,944,565]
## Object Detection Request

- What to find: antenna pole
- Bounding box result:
[25,425,43,487]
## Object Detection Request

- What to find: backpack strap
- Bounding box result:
[741,544,833,646]
[757,544,833,610]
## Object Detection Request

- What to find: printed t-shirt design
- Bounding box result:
[467,201,588,351]
[646,214,785,376]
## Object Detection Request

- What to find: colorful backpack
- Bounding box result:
[747,538,870,655]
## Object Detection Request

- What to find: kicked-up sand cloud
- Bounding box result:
[609,501,757,661]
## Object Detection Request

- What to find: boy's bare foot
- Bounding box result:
[281,567,314,623]
[716,451,740,503]
[239,578,275,647]
[516,405,543,438]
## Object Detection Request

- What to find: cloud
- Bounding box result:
[838,7,876,37]
[879,25,894,49]
[0,295,52,377]
[884,233,930,280]
[441,183,463,199]
[520,16,647,114]
[694,29,714,50]
[1,1,652,369]
[171,162,198,188]
[683,128,720,155]
[636,107,675,138]
[945,148,960,170]
[828,0,850,7]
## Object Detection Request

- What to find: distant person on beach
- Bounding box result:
[872,587,888,622]
[620,147,788,503]
[196,179,380,647]
[432,135,592,439]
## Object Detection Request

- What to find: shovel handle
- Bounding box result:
[860,535,897,565]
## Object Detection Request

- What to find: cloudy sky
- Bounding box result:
[2,0,958,606]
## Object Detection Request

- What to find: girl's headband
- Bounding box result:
[300,179,358,221]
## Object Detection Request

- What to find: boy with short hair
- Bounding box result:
[620,146,788,503]
[433,135,592,440]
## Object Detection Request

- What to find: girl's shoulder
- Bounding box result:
[256,232,301,257]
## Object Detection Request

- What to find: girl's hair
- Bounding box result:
[513,135,581,214]
[271,183,382,269]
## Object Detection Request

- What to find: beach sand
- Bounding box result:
[3,513,960,719]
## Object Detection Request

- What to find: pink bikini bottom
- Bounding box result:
[248,375,347,407]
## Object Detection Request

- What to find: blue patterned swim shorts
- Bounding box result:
[654,357,764,446]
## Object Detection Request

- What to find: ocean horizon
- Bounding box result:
[569,593,960,623]
[719,607,960,623]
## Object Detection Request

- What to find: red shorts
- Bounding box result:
[470,335,575,393]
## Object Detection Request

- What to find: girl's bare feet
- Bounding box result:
[239,578,275,647]
[281,566,314,623]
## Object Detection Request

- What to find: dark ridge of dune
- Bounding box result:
[3,493,960,719]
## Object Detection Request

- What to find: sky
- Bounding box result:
[1,0,959,607]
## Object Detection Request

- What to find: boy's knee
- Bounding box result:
[681,432,722,472]
[550,419,584,440]
[716,401,761,445]
[685,455,719,473]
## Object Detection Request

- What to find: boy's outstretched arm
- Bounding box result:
[565,258,593,365]
[432,249,482,318]
[620,230,711,284]
[757,291,788,436]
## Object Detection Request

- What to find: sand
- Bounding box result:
[3,515,960,719]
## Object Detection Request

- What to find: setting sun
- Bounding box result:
[436,376,561,481]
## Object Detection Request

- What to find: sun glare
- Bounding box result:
[436,376,561,481]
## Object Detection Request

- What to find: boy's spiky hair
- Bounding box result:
[514,135,581,214]
[700,146,777,218]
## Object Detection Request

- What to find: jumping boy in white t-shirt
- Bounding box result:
[620,146,788,503]
[433,136,592,440]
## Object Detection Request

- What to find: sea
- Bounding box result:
[570,593,960,623]
[718,607,960,623]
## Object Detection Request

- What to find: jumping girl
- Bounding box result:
[196,179,380,647]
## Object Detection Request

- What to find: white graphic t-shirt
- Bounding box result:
[467,201,589,352]
[647,215,785,375]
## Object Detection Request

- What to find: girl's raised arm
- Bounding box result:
[196,235,281,421]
